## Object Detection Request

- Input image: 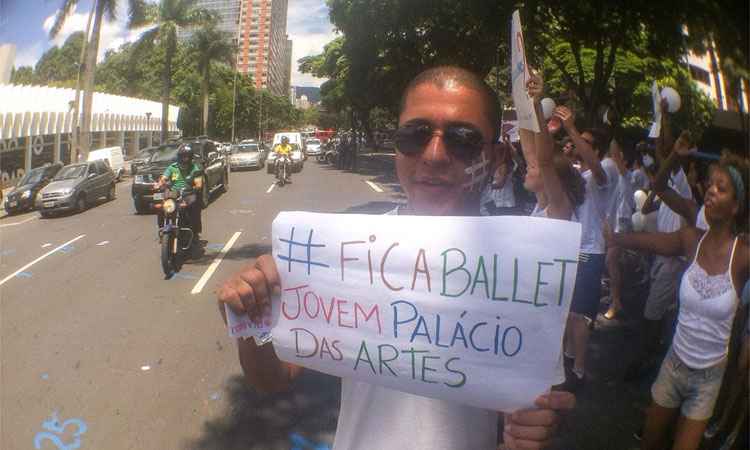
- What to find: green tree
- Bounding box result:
[132,0,213,142]
[34,32,85,85]
[187,22,236,135]
[10,66,34,84]
[522,0,747,127]
[49,0,148,158]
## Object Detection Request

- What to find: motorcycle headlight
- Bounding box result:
[21,190,31,199]
[163,199,176,214]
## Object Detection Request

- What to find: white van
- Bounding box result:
[272,132,303,148]
[88,146,125,181]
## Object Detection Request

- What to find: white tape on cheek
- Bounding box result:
[462,154,489,190]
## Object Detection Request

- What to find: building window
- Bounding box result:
[689,65,711,85]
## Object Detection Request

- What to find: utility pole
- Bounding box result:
[257,89,263,141]
[231,70,238,143]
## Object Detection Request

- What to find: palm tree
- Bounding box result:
[49,0,147,160]
[133,0,213,142]
[188,23,236,135]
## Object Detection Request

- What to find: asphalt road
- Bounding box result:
[0,156,402,450]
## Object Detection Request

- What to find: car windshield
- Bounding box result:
[17,168,45,185]
[233,144,259,153]
[307,139,320,145]
[150,147,179,163]
[53,165,86,180]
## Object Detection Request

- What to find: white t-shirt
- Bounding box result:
[615,171,636,233]
[333,379,498,450]
[656,168,692,233]
[577,161,614,254]
[479,175,516,216]
[601,158,622,229]
[630,168,650,193]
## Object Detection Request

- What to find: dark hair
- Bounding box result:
[400,66,501,141]
[581,128,608,159]
[717,152,749,232]
[553,153,586,209]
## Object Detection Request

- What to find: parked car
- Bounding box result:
[266,142,304,174]
[37,160,116,217]
[88,146,125,181]
[305,138,323,156]
[131,138,229,213]
[129,146,160,176]
[4,163,63,215]
[230,142,264,170]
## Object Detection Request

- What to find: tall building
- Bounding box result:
[237,0,290,96]
[179,0,241,41]
[182,0,292,97]
[283,38,293,96]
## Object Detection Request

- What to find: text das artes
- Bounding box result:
[339,239,577,306]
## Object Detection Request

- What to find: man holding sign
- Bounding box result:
[218,66,576,450]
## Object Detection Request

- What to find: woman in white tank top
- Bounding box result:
[607,162,749,450]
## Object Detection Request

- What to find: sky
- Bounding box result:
[0,0,335,87]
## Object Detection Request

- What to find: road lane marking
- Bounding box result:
[191,231,242,295]
[365,180,384,193]
[0,216,38,228]
[266,183,276,193]
[0,234,85,287]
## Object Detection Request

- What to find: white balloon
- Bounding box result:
[661,87,681,113]
[634,189,648,211]
[632,211,646,232]
[541,98,556,120]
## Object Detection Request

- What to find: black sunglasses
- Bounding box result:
[394,123,487,162]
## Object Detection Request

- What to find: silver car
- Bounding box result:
[37,160,116,217]
[305,138,323,156]
[230,143,264,170]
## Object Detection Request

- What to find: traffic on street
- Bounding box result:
[1,152,398,450]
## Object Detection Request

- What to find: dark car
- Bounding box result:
[131,138,229,213]
[37,160,116,217]
[4,163,63,214]
[129,146,159,176]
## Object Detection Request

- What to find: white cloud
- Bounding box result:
[14,42,44,68]
[41,3,154,63]
[287,0,337,87]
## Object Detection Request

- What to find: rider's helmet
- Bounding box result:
[281,136,289,144]
[178,144,194,166]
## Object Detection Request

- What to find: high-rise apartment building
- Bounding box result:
[183,0,291,97]
[283,38,293,95]
[237,0,290,96]
[179,0,241,41]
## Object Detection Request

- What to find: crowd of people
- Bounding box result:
[218,65,748,450]
[481,71,749,449]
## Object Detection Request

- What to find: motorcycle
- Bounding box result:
[155,185,195,277]
[276,155,290,186]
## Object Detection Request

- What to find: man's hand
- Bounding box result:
[503,391,576,450]
[553,106,575,131]
[217,254,281,324]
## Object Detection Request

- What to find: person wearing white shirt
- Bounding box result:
[552,106,615,392]
[217,66,575,450]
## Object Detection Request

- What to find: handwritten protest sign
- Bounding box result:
[227,212,581,411]
[649,81,662,138]
[511,10,539,133]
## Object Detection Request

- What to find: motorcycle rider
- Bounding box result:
[273,136,293,182]
[155,144,204,246]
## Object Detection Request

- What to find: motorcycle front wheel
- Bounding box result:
[161,234,175,276]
